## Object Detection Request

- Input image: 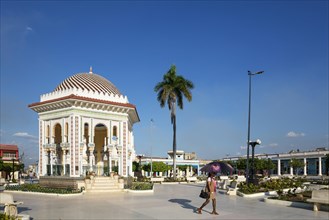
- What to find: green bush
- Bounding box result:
[0,213,15,220]
[5,183,82,194]
[129,182,153,190]
[238,177,305,194]
[164,177,185,182]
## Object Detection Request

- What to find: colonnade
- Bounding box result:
[276,157,323,176]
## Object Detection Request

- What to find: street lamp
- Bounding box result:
[12,158,15,182]
[246,70,264,184]
[150,119,154,177]
[249,139,261,184]
[136,154,144,179]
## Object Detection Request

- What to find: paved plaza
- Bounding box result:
[6,183,329,219]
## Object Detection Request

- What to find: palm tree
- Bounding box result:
[154,65,194,179]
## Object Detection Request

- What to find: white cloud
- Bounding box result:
[269,143,278,147]
[286,131,305,138]
[26,26,33,31]
[240,145,247,150]
[13,132,37,139]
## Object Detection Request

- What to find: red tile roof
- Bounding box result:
[0,144,18,151]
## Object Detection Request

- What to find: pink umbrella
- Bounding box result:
[200,161,233,175]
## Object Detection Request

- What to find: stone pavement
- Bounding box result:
[6,183,329,219]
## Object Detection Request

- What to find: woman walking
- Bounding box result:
[197,172,219,215]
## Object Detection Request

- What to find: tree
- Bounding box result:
[152,162,170,173]
[142,164,151,172]
[154,65,194,179]
[236,158,247,173]
[256,159,275,176]
[289,158,304,176]
[0,157,3,171]
[132,161,139,172]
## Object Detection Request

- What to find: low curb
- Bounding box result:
[4,190,84,197]
[124,189,154,193]
[263,197,313,209]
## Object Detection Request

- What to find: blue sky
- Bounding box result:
[1,0,328,166]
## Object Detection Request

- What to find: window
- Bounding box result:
[3,153,16,159]
[84,123,89,141]
[47,125,50,138]
[65,123,69,136]
[113,126,117,137]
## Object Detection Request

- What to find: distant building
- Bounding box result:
[183,152,197,160]
[0,144,20,179]
[137,150,201,177]
[223,147,329,176]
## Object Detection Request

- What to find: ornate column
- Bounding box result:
[50,150,54,175]
[46,149,51,176]
[62,149,66,175]
[61,147,69,176]
[88,145,95,171]
[117,146,122,175]
[304,158,307,175]
[108,146,112,173]
[290,161,294,175]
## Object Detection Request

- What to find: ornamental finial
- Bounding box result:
[89,66,93,74]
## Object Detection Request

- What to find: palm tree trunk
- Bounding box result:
[172,114,177,180]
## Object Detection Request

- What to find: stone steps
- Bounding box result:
[87,177,123,193]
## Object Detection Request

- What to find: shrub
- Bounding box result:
[238,177,305,194]
[164,177,185,182]
[129,182,153,190]
[0,213,15,220]
[5,183,82,194]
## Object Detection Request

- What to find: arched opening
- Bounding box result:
[94,124,107,175]
[113,126,117,138]
[84,123,89,145]
[65,122,69,142]
[54,123,62,176]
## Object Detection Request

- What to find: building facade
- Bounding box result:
[223,147,329,176]
[138,150,202,177]
[29,69,139,177]
[0,144,20,179]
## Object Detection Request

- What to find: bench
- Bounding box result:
[307,190,329,211]
[219,179,230,190]
[150,177,164,184]
[235,175,246,183]
[186,176,197,183]
[0,192,23,217]
[226,181,238,196]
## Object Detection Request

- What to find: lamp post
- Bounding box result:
[150,119,154,177]
[136,154,144,178]
[12,158,15,182]
[246,70,264,184]
[249,139,261,184]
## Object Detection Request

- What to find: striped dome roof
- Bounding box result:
[54,72,121,95]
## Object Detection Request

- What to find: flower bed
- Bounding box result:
[5,183,83,194]
[128,182,153,190]
[238,177,305,194]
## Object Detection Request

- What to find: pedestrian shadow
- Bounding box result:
[168,198,198,213]
[17,206,32,212]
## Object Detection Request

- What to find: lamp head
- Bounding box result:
[248,70,264,76]
[248,139,262,146]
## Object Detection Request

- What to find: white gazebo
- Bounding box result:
[29,68,140,177]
